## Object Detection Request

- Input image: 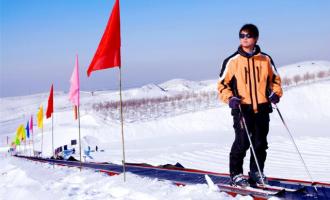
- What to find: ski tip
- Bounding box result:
[205,175,219,192]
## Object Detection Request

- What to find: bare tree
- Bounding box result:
[310,73,315,82]
[317,71,326,79]
[303,73,311,82]
[293,75,302,85]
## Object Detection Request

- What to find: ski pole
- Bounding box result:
[273,104,315,185]
[238,105,266,186]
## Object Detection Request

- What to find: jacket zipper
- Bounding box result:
[252,58,259,108]
[247,58,254,108]
[245,67,248,84]
[256,66,260,82]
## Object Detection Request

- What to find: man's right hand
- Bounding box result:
[229,96,241,109]
[269,92,280,104]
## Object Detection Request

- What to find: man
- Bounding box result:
[217,24,283,187]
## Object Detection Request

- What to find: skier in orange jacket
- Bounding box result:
[217,24,283,187]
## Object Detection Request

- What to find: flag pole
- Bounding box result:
[32,131,34,156]
[41,126,43,157]
[78,105,82,171]
[29,138,32,156]
[6,136,9,158]
[24,139,27,156]
[77,55,82,171]
[32,118,35,157]
[52,115,54,160]
[119,67,126,181]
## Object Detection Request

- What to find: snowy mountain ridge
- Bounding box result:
[1,60,329,133]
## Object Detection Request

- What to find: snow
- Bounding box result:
[0,158,241,200]
[1,60,330,199]
[277,60,330,79]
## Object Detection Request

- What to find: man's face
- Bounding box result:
[239,30,257,48]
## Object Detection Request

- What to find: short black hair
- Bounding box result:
[239,24,259,38]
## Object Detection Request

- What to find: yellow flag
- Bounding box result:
[16,124,26,141]
[37,105,43,128]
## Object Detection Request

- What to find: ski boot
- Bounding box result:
[249,171,268,186]
[231,173,249,187]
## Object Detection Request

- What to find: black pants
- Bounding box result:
[229,110,270,177]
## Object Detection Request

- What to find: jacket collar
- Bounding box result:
[237,45,261,58]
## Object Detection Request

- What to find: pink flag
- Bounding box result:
[69,55,80,106]
[29,115,33,133]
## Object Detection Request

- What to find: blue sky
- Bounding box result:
[1,0,330,97]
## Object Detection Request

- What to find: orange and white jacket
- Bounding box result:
[217,45,283,113]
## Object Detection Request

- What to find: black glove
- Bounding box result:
[229,96,241,109]
[269,92,280,104]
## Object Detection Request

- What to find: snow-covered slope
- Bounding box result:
[278,60,330,79]
[0,60,330,199]
[1,158,236,200]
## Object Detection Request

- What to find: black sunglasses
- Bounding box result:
[239,33,254,39]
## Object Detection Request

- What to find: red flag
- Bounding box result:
[87,0,121,77]
[46,84,54,119]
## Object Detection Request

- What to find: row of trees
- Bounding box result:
[92,91,219,122]
[91,69,330,122]
[282,70,330,86]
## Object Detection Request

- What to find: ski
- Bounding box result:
[252,183,300,192]
[217,183,279,199]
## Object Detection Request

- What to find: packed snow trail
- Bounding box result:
[1,157,245,200]
[11,155,330,200]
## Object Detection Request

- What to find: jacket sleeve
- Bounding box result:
[217,59,235,103]
[267,57,283,97]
